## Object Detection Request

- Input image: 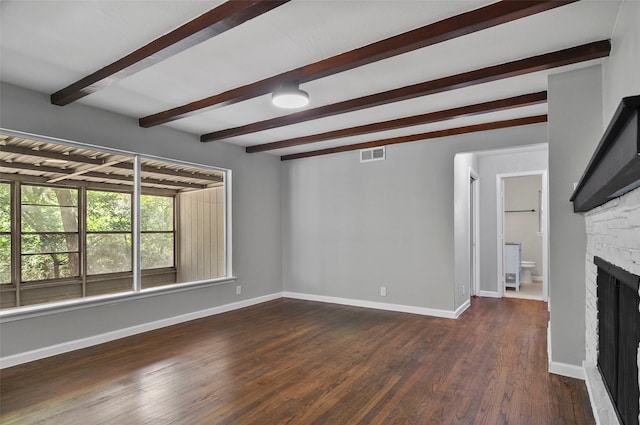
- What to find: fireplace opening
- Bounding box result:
[596,256,640,425]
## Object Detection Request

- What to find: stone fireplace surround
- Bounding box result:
[584,187,640,424]
[584,186,640,424]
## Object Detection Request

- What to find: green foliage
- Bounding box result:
[0,184,10,283]
[21,185,77,206]
[87,190,131,232]
[141,233,173,269]
[87,234,132,275]
[140,195,174,268]
[0,183,10,233]
[20,186,78,233]
[0,235,10,284]
[140,195,174,269]
[141,195,173,231]
[21,234,78,254]
[20,186,79,281]
[6,184,174,281]
[21,253,78,282]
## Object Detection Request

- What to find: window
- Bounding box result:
[0,134,229,311]
[86,190,132,275]
[140,194,174,270]
[0,183,10,284]
[20,185,79,281]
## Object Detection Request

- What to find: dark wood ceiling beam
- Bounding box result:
[50,0,290,106]
[280,115,548,161]
[0,145,222,182]
[203,40,609,143]
[246,91,547,153]
[139,0,577,128]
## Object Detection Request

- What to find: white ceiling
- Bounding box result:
[0,1,623,158]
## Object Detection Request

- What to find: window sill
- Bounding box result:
[0,276,237,322]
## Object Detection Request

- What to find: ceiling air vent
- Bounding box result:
[360,146,385,163]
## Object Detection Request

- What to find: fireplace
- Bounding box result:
[596,257,640,425]
[571,95,640,425]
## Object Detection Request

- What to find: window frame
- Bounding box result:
[0,129,234,318]
[19,184,81,283]
[0,182,12,285]
[139,193,176,271]
[85,188,134,276]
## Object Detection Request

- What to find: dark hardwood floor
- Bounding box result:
[0,297,594,424]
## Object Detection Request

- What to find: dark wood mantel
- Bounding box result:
[571,95,640,212]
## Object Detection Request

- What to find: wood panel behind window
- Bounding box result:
[177,187,224,283]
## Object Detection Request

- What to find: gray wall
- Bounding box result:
[0,83,283,358]
[282,124,547,312]
[505,175,543,277]
[476,147,548,293]
[548,65,603,367]
[602,0,640,123]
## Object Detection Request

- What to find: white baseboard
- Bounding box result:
[0,292,282,369]
[546,322,585,380]
[477,290,502,298]
[282,291,459,319]
[455,298,471,318]
[549,361,585,380]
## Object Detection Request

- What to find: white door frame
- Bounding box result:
[469,169,480,297]
[496,170,549,301]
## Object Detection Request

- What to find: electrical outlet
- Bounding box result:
[380,286,387,297]
[236,285,242,295]
[462,285,465,295]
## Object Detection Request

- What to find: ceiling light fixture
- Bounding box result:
[271,82,309,109]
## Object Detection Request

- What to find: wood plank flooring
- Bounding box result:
[0,297,594,424]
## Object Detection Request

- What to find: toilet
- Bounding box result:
[520,261,536,284]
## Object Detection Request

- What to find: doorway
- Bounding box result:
[469,172,479,296]
[497,171,548,301]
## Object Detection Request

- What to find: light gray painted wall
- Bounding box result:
[476,147,548,293]
[0,83,283,358]
[603,0,640,123]
[548,65,603,367]
[504,175,543,276]
[282,124,547,312]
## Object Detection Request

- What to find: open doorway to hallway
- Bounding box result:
[454,143,549,304]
